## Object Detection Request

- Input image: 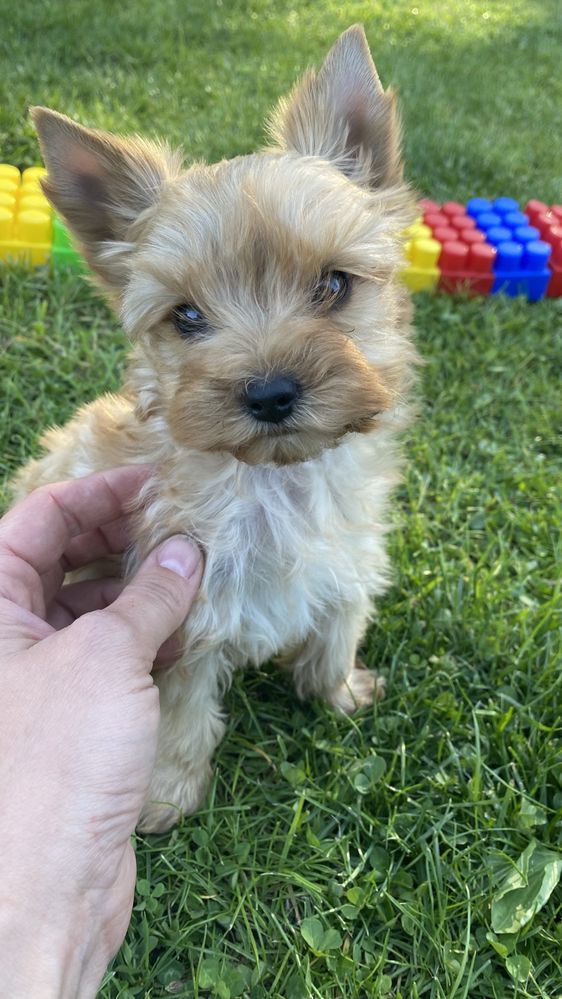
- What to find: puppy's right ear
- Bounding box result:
[31,107,182,292]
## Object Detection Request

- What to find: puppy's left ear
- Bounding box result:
[31,107,182,292]
[268,25,402,188]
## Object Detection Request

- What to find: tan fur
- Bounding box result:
[14,25,419,831]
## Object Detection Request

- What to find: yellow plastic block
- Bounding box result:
[403,220,432,241]
[0,176,19,197]
[0,191,17,210]
[19,192,53,215]
[400,236,442,292]
[22,166,48,186]
[0,163,20,187]
[0,165,52,264]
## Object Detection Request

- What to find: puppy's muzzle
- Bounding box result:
[243,374,300,424]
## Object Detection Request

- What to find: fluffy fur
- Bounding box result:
[13,25,418,832]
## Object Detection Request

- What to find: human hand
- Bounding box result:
[0,467,203,997]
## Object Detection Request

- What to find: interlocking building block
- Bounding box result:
[467,197,552,301]
[401,222,441,291]
[51,215,86,272]
[2,165,562,301]
[414,196,561,301]
[420,201,497,294]
[0,164,52,264]
[0,162,86,271]
[525,201,562,297]
[438,239,496,295]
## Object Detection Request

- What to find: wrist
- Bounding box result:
[0,793,134,997]
[0,878,111,999]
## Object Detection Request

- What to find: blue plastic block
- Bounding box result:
[493,197,519,215]
[514,225,540,244]
[492,239,552,300]
[487,226,512,245]
[476,211,503,230]
[467,197,492,217]
[504,211,529,229]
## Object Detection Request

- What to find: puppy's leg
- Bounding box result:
[288,603,385,715]
[138,649,227,833]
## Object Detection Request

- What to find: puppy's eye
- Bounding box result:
[313,270,351,309]
[172,303,208,338]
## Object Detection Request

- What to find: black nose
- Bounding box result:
[243,375,299,424]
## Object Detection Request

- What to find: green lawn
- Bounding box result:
[1,2,561,997]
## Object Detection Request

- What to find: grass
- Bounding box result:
[1,1,561,996]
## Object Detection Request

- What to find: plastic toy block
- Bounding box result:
[4,167,562,302]
[418,198,440,214]
[441,201,466,218]
[432,225,460,243]
[51,215,86,272]
[492,240,551,300]
[401,224,441,291]
[0,163,87,271]
[414,196,562,300]
[524,202,562,297]
[545,234,562,296]
[421,203,495,295]
[0,164,52,264]
[463,197,553,300]
[437,237,496,295]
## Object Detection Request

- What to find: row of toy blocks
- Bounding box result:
[402,208,496,294]
[402,197,562,301]
[0,163,84,270]
[0,164,52,264]
[465,197,555,300]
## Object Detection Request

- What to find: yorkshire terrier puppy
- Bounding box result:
[14,25,418,832]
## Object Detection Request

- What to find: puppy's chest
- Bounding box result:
[141,462,379,663]
[199,484,357,661]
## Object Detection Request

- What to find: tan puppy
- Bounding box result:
[14,25,418,832]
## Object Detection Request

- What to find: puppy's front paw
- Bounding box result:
[327,659,386,715]
[137,762,212,833]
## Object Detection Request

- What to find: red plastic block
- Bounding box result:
[442,201,466,218]
[433,226,459,242]
[524,201,562,297]
[419,198,440,214]
[424,211,449,229]
[451,214,476,231]
[525,200,550,225]
[545,227,562,297]
[460,229,486,245]
[438,240,496,294]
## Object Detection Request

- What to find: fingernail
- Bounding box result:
[156,536,202,579]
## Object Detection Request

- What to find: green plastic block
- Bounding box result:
[51,216,87,272]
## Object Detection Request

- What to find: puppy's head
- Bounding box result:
[33,25,416,465]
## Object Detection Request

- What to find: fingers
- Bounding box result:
[40,515,130,607]
[0,467,150,593]
[98,536,203,667]
[60,516,131,573]
[46,577,125,629]
[47,577,187,668]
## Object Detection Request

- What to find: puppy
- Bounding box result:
[14,25,418,832]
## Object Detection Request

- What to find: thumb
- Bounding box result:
[103,536,203,663]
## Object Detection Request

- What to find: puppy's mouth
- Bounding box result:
[257,408,382,439]
[233,410,384,465]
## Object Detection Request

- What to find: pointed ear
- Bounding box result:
[31,107,182,290]
[268,25,402,188]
